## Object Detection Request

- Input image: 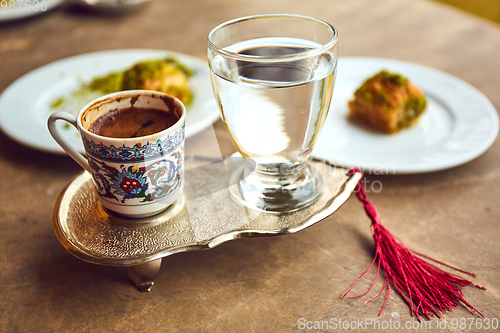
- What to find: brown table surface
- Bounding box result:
[1,0,499,332]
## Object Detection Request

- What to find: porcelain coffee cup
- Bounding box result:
[48,90,186,218]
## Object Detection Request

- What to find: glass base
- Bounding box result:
[228,161,323,213]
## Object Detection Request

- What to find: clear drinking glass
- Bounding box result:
[207,14,338,212]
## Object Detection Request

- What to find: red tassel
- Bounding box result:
[342,168,486,321]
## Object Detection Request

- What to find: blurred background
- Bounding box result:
[434,0,500,24]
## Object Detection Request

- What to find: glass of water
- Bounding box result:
[208,14,338,212]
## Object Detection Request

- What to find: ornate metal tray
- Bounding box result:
[53,156,361,291]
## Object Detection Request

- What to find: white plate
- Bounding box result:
[313,57,499,174]
[0,49,220,154]
[0,0,63,22]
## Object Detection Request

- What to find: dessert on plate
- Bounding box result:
[348,70,427,134]
[51,58,194,115]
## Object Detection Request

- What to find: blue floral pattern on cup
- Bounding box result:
[83,126,184,163]
[89,148,183,204]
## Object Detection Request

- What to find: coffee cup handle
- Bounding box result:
[47,112,91,173]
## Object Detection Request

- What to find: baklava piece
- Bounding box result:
[348,71,427,134]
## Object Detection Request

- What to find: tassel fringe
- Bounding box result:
[342,168,486,321]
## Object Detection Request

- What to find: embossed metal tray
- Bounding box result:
[53,157,361,291]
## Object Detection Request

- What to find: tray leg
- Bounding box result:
[127,259,162,292]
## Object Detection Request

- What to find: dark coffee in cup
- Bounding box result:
[89,106,180,138]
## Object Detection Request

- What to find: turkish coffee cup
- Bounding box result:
[48,90,186,218]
